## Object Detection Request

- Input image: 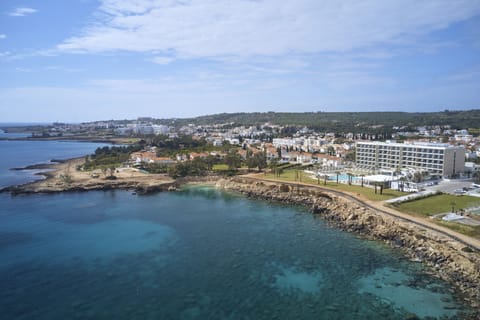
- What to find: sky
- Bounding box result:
[1,0,480,122]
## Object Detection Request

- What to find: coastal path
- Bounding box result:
[242,174,480,251]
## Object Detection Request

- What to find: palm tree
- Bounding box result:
[399,176,407,192]
[473,171,480,184]
[347,172,353,185]
[450,201,456,213]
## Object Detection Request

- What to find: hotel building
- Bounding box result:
[355,141,465,177]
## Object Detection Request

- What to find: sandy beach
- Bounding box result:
[2,157,175,194]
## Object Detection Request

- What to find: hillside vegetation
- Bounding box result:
[155,109,480,132]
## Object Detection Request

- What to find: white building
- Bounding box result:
[272,138,304,149]
[152,125,169,135]
[355,141,465,177]
[465,162,480,175]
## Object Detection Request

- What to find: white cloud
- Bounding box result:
[9,7,37,17]
[15,67,32,72]
[0,34,6,39]
[57,0,480,59]
[150,56,174,64]
[443,65,480,82]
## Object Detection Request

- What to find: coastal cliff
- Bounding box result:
[217,177,480,311]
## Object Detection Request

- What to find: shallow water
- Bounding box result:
[0,187,472,319]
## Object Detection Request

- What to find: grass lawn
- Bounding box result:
[264,170,407,201]
[390,194,480,217]
[436,221,480,239]
[390,193,480,239]
[212,164,229,171]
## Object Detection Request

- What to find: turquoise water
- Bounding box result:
[0,187,472,319]
[328,173,360,182]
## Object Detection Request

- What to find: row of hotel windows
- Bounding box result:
[357,150,445,155]
[356,155,444,162]
[356,161,443,173]
[357,146,445,154]
[369,155,444,160]
[356,158,444,166]
[357,160,443,167]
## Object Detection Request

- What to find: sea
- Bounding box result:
[0,136,474,319]
[0,129,109,188]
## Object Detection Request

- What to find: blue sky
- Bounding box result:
[1,0,480,122]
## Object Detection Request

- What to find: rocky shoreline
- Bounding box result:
[0,157,177,195]
[217,177,480,315]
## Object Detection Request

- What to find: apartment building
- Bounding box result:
[355,141,465,177]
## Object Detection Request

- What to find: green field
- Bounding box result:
[390,193,480,239]
[212,164,229,171]
[390,194,480,217]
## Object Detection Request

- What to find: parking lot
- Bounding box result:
[424,179,480,196]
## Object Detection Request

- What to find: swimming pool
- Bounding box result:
[328,173,360,182]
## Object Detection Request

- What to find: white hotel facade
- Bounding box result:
[355,141,465,177]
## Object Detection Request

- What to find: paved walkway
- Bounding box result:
[243,174,480,251]
[384,190,437,203]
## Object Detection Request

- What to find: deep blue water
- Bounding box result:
[0,187,472,320]
[0,138,107,188]
[0,140,473,319]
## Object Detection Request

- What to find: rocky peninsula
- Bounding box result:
[1,157,177,195]
[217,177,480,314]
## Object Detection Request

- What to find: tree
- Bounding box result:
[327,146,336,156]
[246,152,256,170]
[205,155,216,171]
[450,201,456,213]
[109,166,116,177]
[347,172,354,185]
[413,171,423,183]
[60,174,73,186]
[473,171,480,183]
[269,158,278,170]
[345,151,355,162]
[335,171,341,184]
[225,151,242,170]
[277,147,282,159]
[254,152,267,171]
[399,176,407,192]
